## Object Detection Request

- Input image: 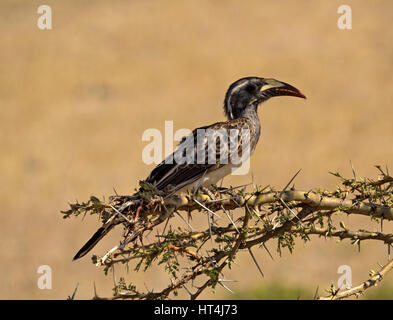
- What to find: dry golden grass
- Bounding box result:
[0,0,392,299]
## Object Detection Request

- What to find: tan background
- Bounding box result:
[1,0,392,299]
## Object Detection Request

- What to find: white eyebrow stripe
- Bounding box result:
[229,80,250,94]
[226,80,250,119]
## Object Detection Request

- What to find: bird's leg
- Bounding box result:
[200,186,217,201]
[199,186,219,224]
[200,185,218,200]
[205,182,230,197]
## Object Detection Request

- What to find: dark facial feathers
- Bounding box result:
[223,77,264,120]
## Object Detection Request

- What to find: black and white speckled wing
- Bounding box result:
[145,118,256,193]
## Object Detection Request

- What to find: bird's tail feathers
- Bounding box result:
[73,222,115,261]
[73,192,143,261]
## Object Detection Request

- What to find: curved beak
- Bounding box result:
[260,78,306,99]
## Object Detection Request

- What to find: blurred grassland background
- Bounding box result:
[0,0,392,299]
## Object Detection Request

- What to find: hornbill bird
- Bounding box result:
[73,76,306,261]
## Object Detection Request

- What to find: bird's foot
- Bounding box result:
[199,186,221,201]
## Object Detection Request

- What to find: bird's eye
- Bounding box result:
[245,84,257,93]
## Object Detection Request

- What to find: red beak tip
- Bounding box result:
[298,91,307,99]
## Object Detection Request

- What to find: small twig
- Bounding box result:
[319,259,393,300]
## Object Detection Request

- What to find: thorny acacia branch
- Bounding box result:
[63,166,393,299]
[318,258,393,300]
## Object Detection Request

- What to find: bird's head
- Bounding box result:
[224,77,306,120]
